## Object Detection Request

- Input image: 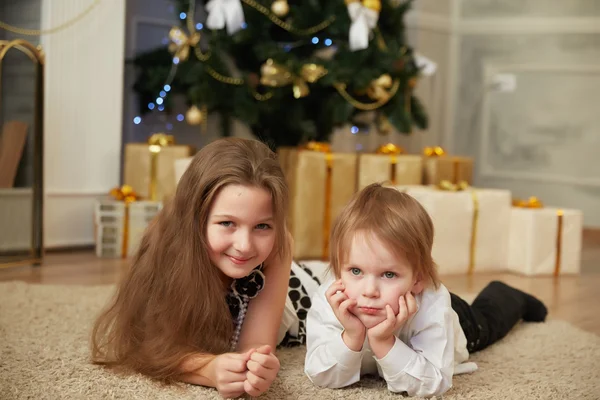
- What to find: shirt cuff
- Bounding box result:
[329,330,363,368]
[374,336,415,377]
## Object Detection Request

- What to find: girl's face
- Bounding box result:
[207,184,276,280]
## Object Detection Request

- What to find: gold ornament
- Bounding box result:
[260,59,327,99]
[186,105,204,125]
[376,114,394,135]
[271,0,290,17]
[366,74,394,102]
[168,26,201,61]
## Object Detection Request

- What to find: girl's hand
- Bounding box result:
[210,349,255,399]
[243,345,280,397]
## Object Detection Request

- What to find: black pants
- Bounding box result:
[450,281,530,353]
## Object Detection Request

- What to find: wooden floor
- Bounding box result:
[2,231,600,336]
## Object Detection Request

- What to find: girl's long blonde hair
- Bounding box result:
[91,138,289,383]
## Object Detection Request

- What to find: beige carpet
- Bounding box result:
[1,282,599,400]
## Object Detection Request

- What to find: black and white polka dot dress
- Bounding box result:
[226,261,329,349]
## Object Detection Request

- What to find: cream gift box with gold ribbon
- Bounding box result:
[124,134,195,202]
[358,144,423,190]
[278,143,358,261]
[395,183,511,275]
[507,198,582,276]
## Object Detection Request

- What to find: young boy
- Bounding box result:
[304,183,547,397]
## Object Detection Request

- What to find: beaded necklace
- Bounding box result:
[226,265,266,351]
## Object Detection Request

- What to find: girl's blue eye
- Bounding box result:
[351,268,361,276]
[256,223,271,230]
[384,271,396,279]
[219,221,233,227]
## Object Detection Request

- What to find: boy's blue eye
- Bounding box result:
[350,268,361,276]
[255,223,271,230]
[384,271,396,279]
[219,221,233,227]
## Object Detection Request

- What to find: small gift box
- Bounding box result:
[422,146,473,186]
[94,185,162,258]
[507,197,582,276]
[358,144,423,190]
[396,182,511,275]
[124,133,194,202]
[278,142,358,260]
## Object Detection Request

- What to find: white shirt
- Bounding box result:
[304,278,477,397]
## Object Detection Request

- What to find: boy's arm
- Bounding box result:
[372,307,456,397]
[304,284,363,389]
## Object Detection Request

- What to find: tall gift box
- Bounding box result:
[358,144,422,190]
[124,134,194,201]
[507,198,582,276]
[278,143,357,260]
[422,146,473,186]
[396,183,511,274]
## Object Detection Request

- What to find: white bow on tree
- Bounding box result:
[346,0,380,51]
[205,0,246,35]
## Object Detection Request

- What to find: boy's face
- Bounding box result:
[339,231,422,329]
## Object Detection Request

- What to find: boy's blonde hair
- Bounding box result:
[329,183,440,289]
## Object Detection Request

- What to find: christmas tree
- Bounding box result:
[132,0,428,148]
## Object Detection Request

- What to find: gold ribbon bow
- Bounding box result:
[303,141,333,260]
[148,133,175,201]
[168,26,200,61]
[260,59,328,99]
[304,141,331,153]
[376,143,404,155]
[437,179,470,192]
[423,146,446,157]
[512,196,543,208]
[109,185,140,203]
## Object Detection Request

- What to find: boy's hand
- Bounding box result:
[326,280,366,351]
[367,292,417,358]
[243,345,280,397]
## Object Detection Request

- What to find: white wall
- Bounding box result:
[41,0,126,247]
[406,0,600,228]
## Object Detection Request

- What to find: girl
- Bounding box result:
[92,138,313,398]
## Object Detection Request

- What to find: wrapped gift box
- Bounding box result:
[278,146,358,260]
[94,199,162,258]
[507,207,582,276]
[124,139,194,201]
[422,153,473,186]
[358,153,422,190]
[396,185,511,274]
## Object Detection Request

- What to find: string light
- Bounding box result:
[148,103,155,110]
[196,23,203,30]
[159,90,167,97]
[351,125,359,134]
[173,57,180,64]
[179,12,187,19]
[166,123,173,130]
[311,37,319,44]
[164,84,171,92]
[324,38,332,46]
[156,98,164,105]
[176,114,184,121]
[133,116,142,124]
[161,37,169,45]
[158,105,165,111]
[241,22,247,29]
